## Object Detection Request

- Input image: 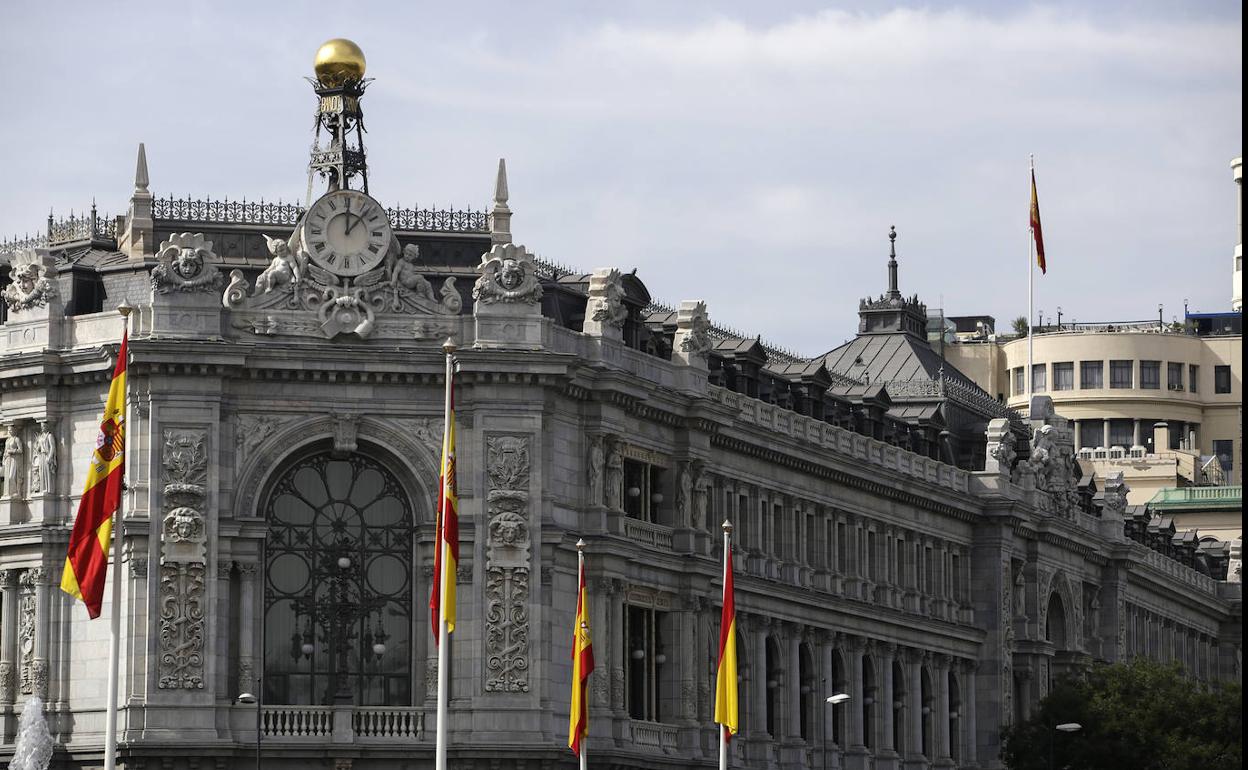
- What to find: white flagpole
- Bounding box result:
[104,302,131,770]
[719,520,732,770]
[1027,155,1035,414]
[434,338,455,770]
[578,542,588,770]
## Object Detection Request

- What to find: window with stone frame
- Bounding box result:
[1080,360,1104,389]
[1052,361,1074,391]
[623,458,669,525]
[1110,360,1133,389]
[1189,364,1199,393]
[1012,367,1025,396]
[1140,360,1161,390]
[624,604,674,722]
[1167,362,1184,391]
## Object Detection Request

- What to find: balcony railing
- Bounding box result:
[622,517,674,549]
[260,705,427,741]
[262,705,333,737]
[628,719,679,753]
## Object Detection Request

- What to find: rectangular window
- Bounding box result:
[1109,419,1134,448]
[836,522,847,575]
[624,606,671,722]
[1079,419,1103,449]
[1212,439,1234,472]
[1214,365,1232,394]
[1167,362,1183,391]
[623,460,668,525]
[1110,360,1133,389]
[1140,360,1161,390]
[1052,362,1074,391]
[1080,360,1104,389]
[1189,365,1199,393]
[1012,367,1025,396]
[1032,364,1047,393]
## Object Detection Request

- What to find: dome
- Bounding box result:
[314,39,366,87]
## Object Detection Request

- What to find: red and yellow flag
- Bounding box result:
[568,548,595,755]
[429,377,458,643]
[61,332,128,618]
[714,537,739,739]
[1030,168,1046,274]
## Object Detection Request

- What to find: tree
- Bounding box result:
[1012,316,1029,337]
[10,695,54,770]
[1001,659,1241,770]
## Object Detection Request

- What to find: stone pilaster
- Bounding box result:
[878,644,898,767]
[238,562,258,693]
[0,570,17,704]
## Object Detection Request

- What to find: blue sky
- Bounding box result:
[2,2,1241,354]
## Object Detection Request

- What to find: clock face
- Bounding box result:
[302,190,393,276]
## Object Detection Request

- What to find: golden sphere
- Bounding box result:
[314,38,366,87]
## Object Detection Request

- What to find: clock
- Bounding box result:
[301,189,393,277]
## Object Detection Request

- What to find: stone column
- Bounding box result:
[679,599,698,725]
[1073,420,1082,450]
[962,660,978,766]
[846,637,865,749]
[609,581,627,718]
[238,562,258,694]
[879,645,897,759]
[750,617,769,740]
[29,568,49,700]
[1132,419,1142,447]
[0,570,17,704]
[820,632,836,759]
[1102,421,1111,449]
[905,651,924,766]
[934,655,952,765]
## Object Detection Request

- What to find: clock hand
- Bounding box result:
[344,210,358,236]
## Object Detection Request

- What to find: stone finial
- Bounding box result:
[672,300,712,367]
[887,225,900,299]
[582,268,627,340]
[984,418,1016,478]
[1102,471,1129,521]
[489,158,512,246]
[120,142,155,259]
[1228,539,1242,583]
[135,142,150,192]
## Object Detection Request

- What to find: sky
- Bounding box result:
[1,1,1241,355]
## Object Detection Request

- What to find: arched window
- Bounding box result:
[861,655,876,750]
[948,670,962,762]
[831,650,846,746]
[798,644,815,742]
[765,637,782,737]
[263,450,415,706]
[1046,592,1067,649]
[920,667,932,757]
[892,660,906,752]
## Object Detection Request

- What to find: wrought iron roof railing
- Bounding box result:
[151,194,489,233]
[1,206,116,256]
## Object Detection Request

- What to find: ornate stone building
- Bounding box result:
[0,42,1241,770]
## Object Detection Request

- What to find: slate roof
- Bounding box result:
[821,333,978,389]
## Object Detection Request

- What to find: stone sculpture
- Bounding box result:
[2,425,24,499]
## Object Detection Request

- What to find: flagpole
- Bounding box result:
[719,519,732,770]
[577,540,588,770]
[1027,155,1035,413]
[434,338,455,770]
[104,302,130,770]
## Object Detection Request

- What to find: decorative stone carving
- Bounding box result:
[472,243,543,305]
[17,570,37,695]
[692,464,710,532]
[0,661,12,702]
[28,420,56,497]
[604,438,624,512]
[388,417,443,459]
[676,461,694,528]
[672,300,712,363]
[425,658,439,701]
[157,429,209,690]
[331,412,359,456]
[1228,539,1242,584]
[587,435,605,507]
[1102,472,1130,521]
[984,418,1016,477]
[234,414,300,471]
[224,233,460,340]
[151,233,224,293]
[583,268,628,337]
[2,423,24,499]
[484,435,532,693]
[1,249,58,312]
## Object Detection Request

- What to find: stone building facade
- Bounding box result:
[0,60,1242,770]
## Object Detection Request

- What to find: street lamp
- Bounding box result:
[1056,306,1062,330]
[237,688,261,770]
[822,691,851,770]
[1050,722,1082,770]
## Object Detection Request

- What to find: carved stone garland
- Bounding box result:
[17,569,40,696]
[484,435,532,693]
[157,429,209,689]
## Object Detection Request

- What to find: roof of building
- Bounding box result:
[1147,485,1243,511]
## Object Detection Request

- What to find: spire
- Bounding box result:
[493,158,509,206]
[886,225,900,299]
[134,143,149,192]
[488,157,512,246]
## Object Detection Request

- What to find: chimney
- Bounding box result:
[1152,422,1171,454]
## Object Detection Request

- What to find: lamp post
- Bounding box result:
[1050,722,1082,770]
[1158,303,1164,332]
[1056,306,1062,330]
[236,686,261,770]
[823,691,850,770]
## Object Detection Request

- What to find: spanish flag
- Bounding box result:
[714,532,739,740]
[568,545,595,756]
[429,374,458,643]
[1030,168,1046,274]
[61,332,128,618]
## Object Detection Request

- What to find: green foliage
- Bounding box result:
[1001,658,1241,770]
[1012,316,1029,336]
